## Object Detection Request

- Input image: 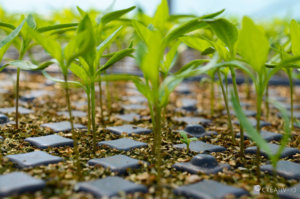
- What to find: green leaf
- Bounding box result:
[29,28,63,64]
[101,6,136,24]
[199,9,225,19]
[42,71,82,88]
[133,78,153,104]
[0,22,16,30]
[176,59,210,74]
[153,0,169,32]
[231,90,272,157]
[97,48,134,74]
[206,18,238,54]
[162,41,180,73]
[159,75,183,107]
[132,20,151,43]
[180,131,188,142]
[136,29,163,88]
[65,15,96,67]
[76,6,86,16]
[97,74,139,82]
[0,19,25,48]
[69,63,89,84]
[165,18,207,43]
[9,60,53,71]
[26,14,36,29]
[0,64,9,72]
[290,19,300,56]
[269,100,291,166]
[96,26,123,56]
[180,36,211,52]
[37,23,78,33]
[237,16,269,73]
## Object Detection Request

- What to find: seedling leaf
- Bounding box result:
[0,19,25,48]
[290,19,300,56]
[97,48,134,74]
[8,60,53,71]
[237,16,269,73]
[206,18,238,53]
[101,6,136,24]
[231,91,272,157]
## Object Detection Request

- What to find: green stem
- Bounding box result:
[91,82,97,153]
[153,102,162,191]
[210,80,215,116]
[63,73,81,180]
[87,89,91,136]
[98,81,105,128]
[265,84,270,120]
[287,70,294,131]
[255,75,263,183]
[105,77,112,116]
[15,68,20,129]
[230,68,245,162]
[245,74,251,100]
[217,70,235,143]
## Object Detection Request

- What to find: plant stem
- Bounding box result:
[255,75,263,183]
[265,84,270,120]
[15,68,20,129]
[98,81,105,128]
[105,77,112,116]
[230,68,245,162]
[287,70,294,131]
[63,73,81,180]
[210,80,215,116]
[217,70,235,143]
[245,74,251,100]
[91,82,97,153]
[153,102,162,191]
[87,89,91,136]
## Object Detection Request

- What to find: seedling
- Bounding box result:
[180,18,248,160]
[231,91,291,188]
[133,0,226,188]
[236,16,279,182]
[42,10,135,154]
[28,15,95,180]
[0,15,55,129]
[179,131,197,153]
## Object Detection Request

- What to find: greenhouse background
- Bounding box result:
[1,0,300,20]
[0,0,300,198]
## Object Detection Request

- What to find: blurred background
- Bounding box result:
[0,0,300,21]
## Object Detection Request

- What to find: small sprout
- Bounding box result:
[179,131,197,153]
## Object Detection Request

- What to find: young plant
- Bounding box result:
[95,6,136,127]
[0,15,77,129]
[0,19,27,160]
[180,18,246,154]
[133,0,225,187]
[179,131,197,153]
[231,91,291,189]
[286,19,300,130]
[28,16,94,180]
[236,16,270,182]
[43,12,135,154]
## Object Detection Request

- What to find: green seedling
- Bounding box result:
[0,16,57,129]
[43,10,135,154]
[236,16,273,182]
[179,131,197,153]
[28,15,96,180]
[231,90,291,190]
[133,0,226,188]
[95,5,136,126]
[180,18,248,159]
